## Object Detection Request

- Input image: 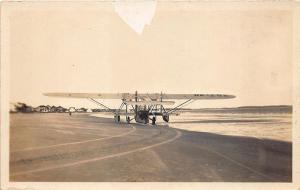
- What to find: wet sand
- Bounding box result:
[168,112,292,142]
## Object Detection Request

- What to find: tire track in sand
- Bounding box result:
[11,126,136,153]
[10,129,181,177]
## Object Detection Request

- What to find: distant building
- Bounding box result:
[76,108,87,112]
[10,103,83,113]
[46,105,52,111]
[34,105,49,113]
[56,106,67,113]
[50,106,57,112]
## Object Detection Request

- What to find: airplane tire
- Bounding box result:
[152,117,156,125]
[127,116,130,123]
[115,115,120,123]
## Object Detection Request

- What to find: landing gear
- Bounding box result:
[126,116,131,124]
[152,116,156,125]
[162,114,169,122]
[114,115,120,123]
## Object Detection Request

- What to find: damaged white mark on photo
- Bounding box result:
[114,0,157,35]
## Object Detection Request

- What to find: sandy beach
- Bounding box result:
[9,112,292,182]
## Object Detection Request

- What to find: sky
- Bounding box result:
[8,3,292,109]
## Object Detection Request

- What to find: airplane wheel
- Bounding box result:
[152,117,156,125]
[115,115,121,123]
[127,116,130,123]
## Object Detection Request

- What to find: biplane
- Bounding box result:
[44,91,235,125]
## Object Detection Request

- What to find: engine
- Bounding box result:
[135,110,149,124]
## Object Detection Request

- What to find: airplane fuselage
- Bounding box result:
[133,109,169,124]
[135,110,150,124]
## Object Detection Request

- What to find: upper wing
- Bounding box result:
[138,93,235,100]
[43,93,134,99]
[44,92,235,100]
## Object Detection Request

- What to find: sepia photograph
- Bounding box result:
[1,1,299,190]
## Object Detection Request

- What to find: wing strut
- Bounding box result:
[88,98,114,113]
[167,99,195,114]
